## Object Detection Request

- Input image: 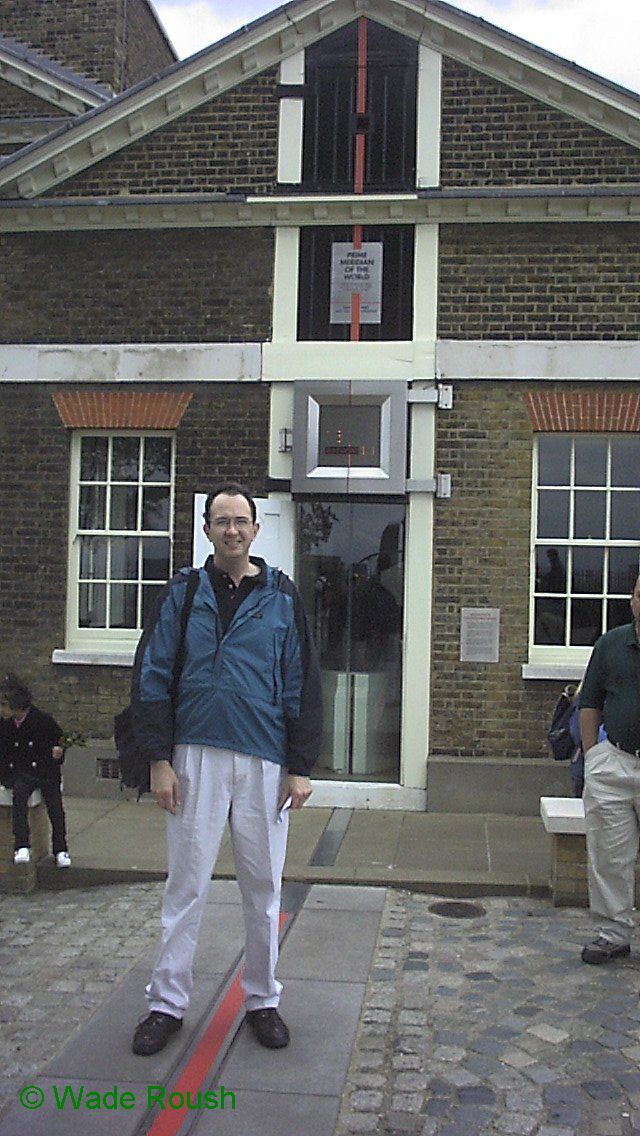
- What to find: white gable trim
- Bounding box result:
[1,188,639,233]
[0,46,106,115]
[0,0,638,200]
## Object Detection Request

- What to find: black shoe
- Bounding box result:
[245,1008,290,1049]
[581,936,631,965]
[132,1011,183,1055]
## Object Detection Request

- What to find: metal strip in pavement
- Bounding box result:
[309,808,353,867]
[137,882,309,1136]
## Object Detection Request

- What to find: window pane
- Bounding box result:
[537,437,570,486]
[574,438,607,486]
[142,487,170,531]
[111,537,139,581]
[570,598,602,646]
[79,582,106,628]
[110,486,138,530]
[610,492,640,540]
[109,583,138,628]
[534,597,565,645]
[611,438,640,488]
[608,547,640,595]
[571,546,603,594]
[79,536,107,580]
[142,537,170,581]
[142,584,164,625]
[573,491,605,539]
[80,437,107,481]
[608,598,633,630]
[111,437,140,482]
[143,437,172,483]
[537,490,569,539]
[535,546,566,593]
[79,486,106,530]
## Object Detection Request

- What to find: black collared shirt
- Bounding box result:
[206,557,266,634]
[580,621,640,753]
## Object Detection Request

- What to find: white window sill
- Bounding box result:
[52,649,135,667]
[522,663,585,681]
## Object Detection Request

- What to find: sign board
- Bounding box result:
[460,607,500,663]
[330,242,383,324]
[192,495,294,578]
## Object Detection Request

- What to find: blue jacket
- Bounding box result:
[130,558,322,775]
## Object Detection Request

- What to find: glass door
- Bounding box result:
[296,501,405,781]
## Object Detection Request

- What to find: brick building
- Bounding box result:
[0,0,639,812]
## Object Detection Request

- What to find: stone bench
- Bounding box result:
[540,796,588,907]
[540,795,640,908]
[0,786,49,894]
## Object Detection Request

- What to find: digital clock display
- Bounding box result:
[318,404,381,467]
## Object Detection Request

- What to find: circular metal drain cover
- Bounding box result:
[428,900,486,920]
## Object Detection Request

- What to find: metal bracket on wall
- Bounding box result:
[407,385,454,409]
[406,474,452,498]
[409,388,452,411]
[406,478,437,493]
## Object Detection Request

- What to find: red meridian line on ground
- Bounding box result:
[145,910,291,1136]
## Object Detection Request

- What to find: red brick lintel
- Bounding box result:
[523,391,640,433]
[52,390,192,429]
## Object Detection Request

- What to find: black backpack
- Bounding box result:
[114,570,200,795]
[548,683,580,762]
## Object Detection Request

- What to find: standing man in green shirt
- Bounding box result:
[579,574,640,964]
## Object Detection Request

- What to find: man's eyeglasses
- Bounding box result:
[209,517,253,530]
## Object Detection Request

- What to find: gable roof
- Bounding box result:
[0,35,111,116]
[0,0,639,200]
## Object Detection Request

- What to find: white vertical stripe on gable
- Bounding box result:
[416,44,441,189]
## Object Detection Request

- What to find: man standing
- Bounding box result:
[579,574,640,964]
[130,484,322,1054]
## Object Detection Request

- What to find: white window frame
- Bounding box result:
[528,433,640,668]
[65,430,175,653]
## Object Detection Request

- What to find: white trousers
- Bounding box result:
[584,738,640,945]
[146,745,289,1019]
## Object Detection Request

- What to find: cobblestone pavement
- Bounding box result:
[0,882,164,1120]
[335,892,640,1136]
[2,885,640,1136]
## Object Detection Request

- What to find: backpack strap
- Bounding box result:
[170,569,200,697]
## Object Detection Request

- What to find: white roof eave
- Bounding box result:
[0,0,638,200]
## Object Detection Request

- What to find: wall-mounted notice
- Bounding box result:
[330,242,383,324]
[460,607,500,663]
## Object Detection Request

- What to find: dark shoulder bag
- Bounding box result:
[114,569,200,796]
[548,683,580,762]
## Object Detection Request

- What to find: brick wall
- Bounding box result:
[430,381,638,760]
[48,70,280,197]
[0,382,270,738]
[0,79,68,118]
[0,0,174,92]
[0,227,274,343]
[441,59,640,186]
[123,0,176,88]
[438,223,640,340]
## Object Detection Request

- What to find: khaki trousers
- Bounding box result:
[146,744,288,1019]
[584,738,640,946]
